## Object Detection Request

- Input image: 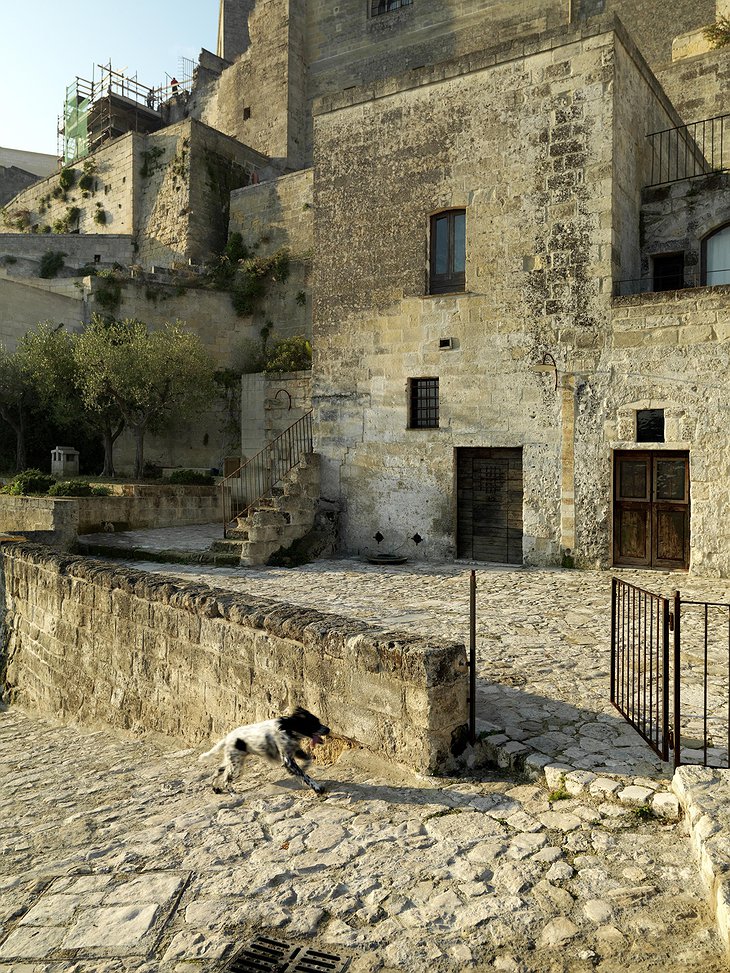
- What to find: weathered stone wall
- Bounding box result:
[657,44,730,125]
[0,233,134,274]
[641,172,730,284]
[0,488,221,542]
[240,370,312,464]
[229,168,313,340]
[1,135,137,237]
[312,23,622,563]
[587,287,730,576]
[0,542,468,772]
[0,166,39,208]
[0,274,85,352]
[193,0,297,165]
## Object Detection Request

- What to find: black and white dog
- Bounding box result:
[199,707,330,795]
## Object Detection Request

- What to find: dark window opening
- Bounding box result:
[409,378,439,428]
[637,409,665,443]
[371,0,412,16]
[430,210,465,294]
[243,106,251,120]
[652,252,684,291]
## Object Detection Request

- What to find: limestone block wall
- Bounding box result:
[229,169,313,339]
[0,543,468,773]
[583,287,730,576]
[312,23,621,563]
[0,275,85,352]
[0,488,221,542]
[0,166,39,208]
[1,135,137,237]
[657,44,730,125]
[0,233,135,274]
[240,371,312,465]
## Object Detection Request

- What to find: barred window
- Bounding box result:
[371,0,412,17]
[409,378,439,429]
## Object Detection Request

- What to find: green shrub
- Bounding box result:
[48,480,93,497]
[90,485,112,496]
[264,335,312,374]
[8,469,54,496]
[39,250,65,278]
[58,168,76,191]
[94,208,107,225]
[78,173,94,194]
[167,469,214,485]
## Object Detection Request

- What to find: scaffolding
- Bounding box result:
[59,59,195,165]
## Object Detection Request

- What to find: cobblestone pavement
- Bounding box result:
[0,707,727,973]
[86,523,730,779]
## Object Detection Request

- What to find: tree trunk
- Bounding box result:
[133,426,145,480]
[100,420,124,478]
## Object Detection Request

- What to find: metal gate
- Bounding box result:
[611,577,730,769]
[610,578,671,761]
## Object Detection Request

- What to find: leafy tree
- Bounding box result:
[20,321,124,478]
[74,315,215,479]
[0,344,34,471]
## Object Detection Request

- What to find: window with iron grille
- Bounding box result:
[370,0,412,16]
[409,378,439,428]
[430,209,466,294]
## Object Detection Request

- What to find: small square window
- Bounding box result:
[652,252,684,291]
[371,0,412,16]
[409,378,439,428]
[636,409,665,443]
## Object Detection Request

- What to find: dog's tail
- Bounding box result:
[198,738,226,762]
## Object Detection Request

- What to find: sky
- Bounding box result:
[0,1,217,156]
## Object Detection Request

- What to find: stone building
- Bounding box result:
[2,0,730,574]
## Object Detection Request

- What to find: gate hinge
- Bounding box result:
[668,612,674,632]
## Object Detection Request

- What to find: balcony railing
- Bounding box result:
[647,113,730,187]
[613,268,730,297]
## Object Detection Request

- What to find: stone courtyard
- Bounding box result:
[2,526,729,971]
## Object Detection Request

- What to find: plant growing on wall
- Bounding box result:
[74,315,216,479]
[93,270,123,314]
[263,334,312,374]
[39,251,65,279]
[705,16,730,47]
[94,206,107,225]
[231,247,290,316]
[140,145,165,178]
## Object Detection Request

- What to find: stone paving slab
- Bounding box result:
[0,707,727,972]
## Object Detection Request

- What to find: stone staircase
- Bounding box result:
[212,453,320,565]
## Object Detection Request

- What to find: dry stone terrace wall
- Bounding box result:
[0,543,468,773]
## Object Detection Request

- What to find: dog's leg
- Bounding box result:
[281,754,326,795]
[212,744,245,793]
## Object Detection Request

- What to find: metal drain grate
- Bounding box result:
[227,936,349,973]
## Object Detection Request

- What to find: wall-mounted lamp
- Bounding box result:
[532,352,558,391]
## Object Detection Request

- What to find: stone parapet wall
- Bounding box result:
[0,543,468,773]
[0,233,135,273]
[0,488,221,545]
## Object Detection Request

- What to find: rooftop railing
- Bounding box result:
[647,113,730,187]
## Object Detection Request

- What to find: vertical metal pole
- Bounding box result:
[673,590,681,771]
[469,570,476,745]
[661,597,670,762]
[704,603,709,767]
[610,578,617,703]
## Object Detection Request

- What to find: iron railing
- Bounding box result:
[221,410,313,538]
[676,598,730,769]
[647,112,730,187]
[613,268,730,297]
[611,578,671,761]
[611,579,730,770]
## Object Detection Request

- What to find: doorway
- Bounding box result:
[613,451,690,569]
[457,448,523,563]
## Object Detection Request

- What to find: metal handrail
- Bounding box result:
[647,111,730,187]
[221,410,313,537]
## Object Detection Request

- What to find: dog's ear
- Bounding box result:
[292,706,310,719]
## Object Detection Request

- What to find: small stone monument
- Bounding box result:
[51,446,80,477]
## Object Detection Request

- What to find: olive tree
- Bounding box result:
[74,316,216,479]
[0,344,34,471]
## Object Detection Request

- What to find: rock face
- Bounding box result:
[0,542,467,773]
